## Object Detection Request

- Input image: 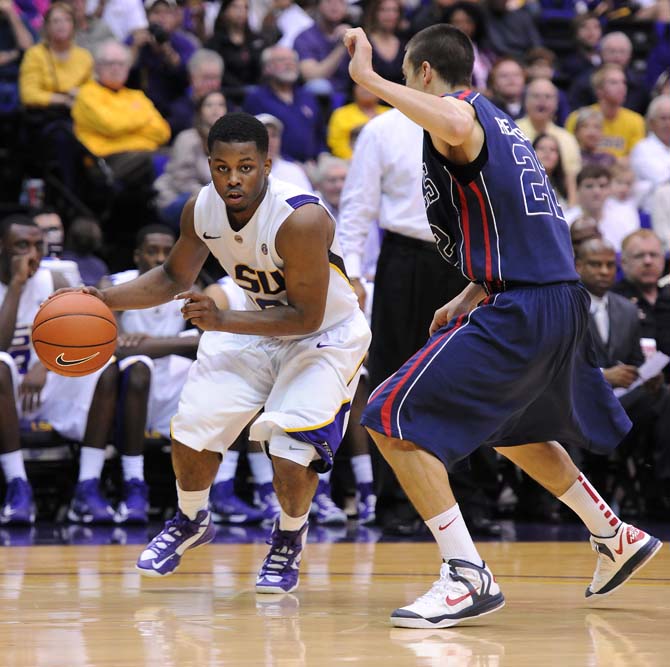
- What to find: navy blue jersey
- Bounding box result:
[422,90,579,291]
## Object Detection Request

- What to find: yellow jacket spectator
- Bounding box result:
[73,80,171,156]
[565,64,645,159]
[19,3,93,108]
[327,84,389,159]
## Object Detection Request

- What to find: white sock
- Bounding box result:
[351,454,373,484]
[558,473,620,538]
[177,482,210,520]
[279,509,309,532]
[248,451,273,485]
[121,455,144,482]
[214,450,239,484]
[0,451,27,482]
[425,504,483,566]
[78,446,106,482]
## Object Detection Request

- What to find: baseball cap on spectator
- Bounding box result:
[144,0,177,9]
[255,114,284,134]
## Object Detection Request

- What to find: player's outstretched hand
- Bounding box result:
[344,27,374,86]
[43,285,106,306]
[176,290,222,331]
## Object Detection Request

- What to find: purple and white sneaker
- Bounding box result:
[210,480,264,524]
[115,479,149,524]
[310,480,347,525]
[0,478,35,525]
[68,479,115,524]
[256,520,308,594]
[254,482,282,523]
[136,509,215,577]
[356,482,377,525]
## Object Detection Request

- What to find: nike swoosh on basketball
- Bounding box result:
[438,517,458,531]
[203,232,221,239]
[445,590,475,606]
[55,352,100,367]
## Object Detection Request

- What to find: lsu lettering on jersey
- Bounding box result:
[110,269,185,336]
[422,90,579,292]
[0,268,54,374]
[194,176,358,336]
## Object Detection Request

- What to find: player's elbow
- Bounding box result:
[300,309,325,335]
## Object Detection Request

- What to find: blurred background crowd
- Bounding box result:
[1,0,670,537]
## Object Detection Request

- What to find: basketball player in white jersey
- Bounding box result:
[103,224,199,524]
[0,215,118,525]
[51,113,371,590]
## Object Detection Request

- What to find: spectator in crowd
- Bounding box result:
[651,183,670,251]
[255,112,312,190]
[243,45,325,163]
[533,133,576,210]
[0,0,35,113]
[566,64,645,159]
[600,162,641,251]
[570,216,602,255]
[560,12,601,82]
[410,0,452,35]
[19,2,93,119]
[614,229,670,364]
[126,0,197,136]
[565,164,611,226]
[0,215,119,525]
[652,69,670,99]
[206,0,265,105]
[444,1,493,92]
[155,89,227,230]
[523,47,569,126]
[170,48,224,136]
[645,0,670,91]
[101,224,199,524]
[486,56,525,120]
[573,106,616,168]
[260,0,314,50]
[483,0,541,59]
[363,0,405,86]
[72,39,171,198]
[630,95,670,212]
[68,0,115,53]
[293,0,351,99]
[575,236,670,515]
[568,31,648,115]
[327,83,388,159]
[517,78,581,181]
[313,153,347,220]
[91,0,148,42]
[61,216,109,285]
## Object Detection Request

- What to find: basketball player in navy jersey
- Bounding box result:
[344,24,662,628]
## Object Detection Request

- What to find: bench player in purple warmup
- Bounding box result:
[344,24,662,629]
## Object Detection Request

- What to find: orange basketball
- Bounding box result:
[31,292,117,377]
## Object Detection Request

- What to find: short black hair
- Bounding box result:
[135,223,175,250]
[207,112,269,155]
[1,214,39,241]
[406,24,473,89]
[577,164,611,187]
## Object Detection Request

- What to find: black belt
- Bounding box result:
[384,230,436,252]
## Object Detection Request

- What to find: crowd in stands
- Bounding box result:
[1,0,670,532]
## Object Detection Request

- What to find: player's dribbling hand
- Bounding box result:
[176,290,222,331]
[343,27,374,85]
[44,285,106,306]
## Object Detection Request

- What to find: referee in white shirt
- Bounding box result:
[339,109,471,533]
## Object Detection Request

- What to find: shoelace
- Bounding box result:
[147,513,190,555]
[259,532,302,576]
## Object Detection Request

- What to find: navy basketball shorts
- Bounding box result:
[361,282,631,469]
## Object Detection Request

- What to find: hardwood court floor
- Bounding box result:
[1,541,668,667]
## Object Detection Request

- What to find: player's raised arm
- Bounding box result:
[178,204,333,336]
[344,27,482,158]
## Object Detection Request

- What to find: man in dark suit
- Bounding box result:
[576,238,670,516]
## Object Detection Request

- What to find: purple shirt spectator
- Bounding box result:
[294,24,350,95]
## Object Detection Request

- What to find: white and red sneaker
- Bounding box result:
[586,523,662,598]
[390,559,505,629]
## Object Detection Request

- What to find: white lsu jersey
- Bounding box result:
[194,176,359,337]
[110,269,185,336]
[0,268,54,374]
